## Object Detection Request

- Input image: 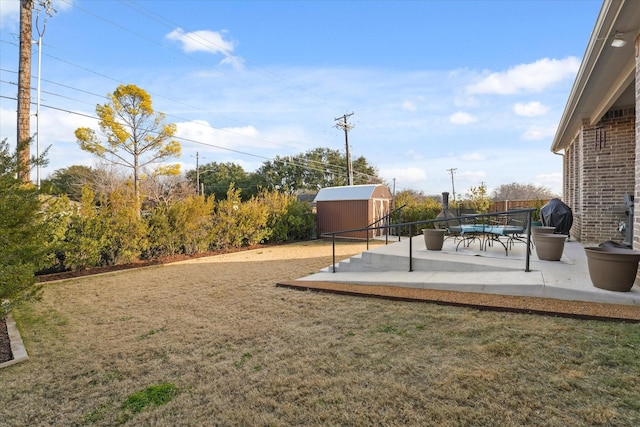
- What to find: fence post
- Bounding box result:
[332,234,336,273]
[409,223,413,272]
[525,211,531,272]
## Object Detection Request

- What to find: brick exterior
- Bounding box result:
[564,109,635,244]
[635,35,640,250]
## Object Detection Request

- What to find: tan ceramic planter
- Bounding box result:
[423,228,446,251]
[533,233,566,261]
[584,247,640,292]
[531,226,556,246]
[531,226,556,236]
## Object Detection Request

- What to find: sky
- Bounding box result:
[0,0,602,197]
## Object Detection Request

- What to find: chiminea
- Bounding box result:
[435,192,455,228]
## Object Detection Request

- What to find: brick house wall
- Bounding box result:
[635,35,640,250]
[565,133,582,240]
[564,108,636,244]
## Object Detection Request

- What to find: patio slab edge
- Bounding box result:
[276,280,640,322]
[0,313,29,369]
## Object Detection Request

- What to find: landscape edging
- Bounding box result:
[0,313,29,369]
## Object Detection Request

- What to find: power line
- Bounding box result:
[1,2,389,185]
[0,82,363,181]
[1,37,338,156]
[0,94,381,183]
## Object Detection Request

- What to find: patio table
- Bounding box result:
[454,223,526,255]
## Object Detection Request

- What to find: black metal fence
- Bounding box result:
[321,208,535,273]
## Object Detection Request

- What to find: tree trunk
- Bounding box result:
[17,0,33,183]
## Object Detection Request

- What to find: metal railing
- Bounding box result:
[321,208,535,273]
[364,204,407,245]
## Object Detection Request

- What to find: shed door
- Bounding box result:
[372,198,389,237]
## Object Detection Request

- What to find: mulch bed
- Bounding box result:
[277,280,640,322]
[0,318,12,364]
[36,244,266,283]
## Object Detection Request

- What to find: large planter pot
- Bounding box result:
[531,226,556,239]
[534,233,566,261]
[423,228,446,251]
[584,247,640,292]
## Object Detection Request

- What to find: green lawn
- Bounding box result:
[1,240,639,426]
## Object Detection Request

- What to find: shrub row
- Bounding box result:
[47,186,315,273]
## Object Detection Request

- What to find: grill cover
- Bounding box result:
[540,198,573,235]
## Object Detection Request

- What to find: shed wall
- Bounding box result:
[317,200,371,239]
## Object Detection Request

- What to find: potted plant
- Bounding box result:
[531,198,544,227]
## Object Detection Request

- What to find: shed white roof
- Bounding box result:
[313,184,385,202]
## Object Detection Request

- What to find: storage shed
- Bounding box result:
[314,184,393,239]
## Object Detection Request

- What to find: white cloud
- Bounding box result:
[166,27,242,68]
[453,95,480,108]
[461,152,486,161]
[176,119,268,151]
[521,125,557,140]
[0,0,19,29]
[1,0,73,30]
[513,101,549,117]
[466,57,580,95]
[535,172,562,195]
[449,111,478,125]
[404,150,424,161]
[379,167,427,185]
[402,100,417,112]
[220,55,245,69]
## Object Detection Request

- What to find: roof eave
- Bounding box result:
[551,0,623,153]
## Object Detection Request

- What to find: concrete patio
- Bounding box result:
[296,234,640,307]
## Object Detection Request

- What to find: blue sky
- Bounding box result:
[0,0,602,196]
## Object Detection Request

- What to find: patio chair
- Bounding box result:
[453,214,487,251]
[502,209,532,253]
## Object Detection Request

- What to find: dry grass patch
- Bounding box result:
[1,240,639,426]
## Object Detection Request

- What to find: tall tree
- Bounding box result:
[254,147,382,194]
[185,162,254,200]
[0,139,63,317]
[463,184,491,213]
[75,84,181,207]
[492,182,556,201]
[41,165,95,201]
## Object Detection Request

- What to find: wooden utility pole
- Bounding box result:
[447,167,457,204]
[17,0,33,183]
[334,112,354,185]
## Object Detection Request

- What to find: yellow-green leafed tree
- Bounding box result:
[75,84,181,209]
[464,184,491,214]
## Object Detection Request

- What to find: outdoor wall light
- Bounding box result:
[611,32,627,48]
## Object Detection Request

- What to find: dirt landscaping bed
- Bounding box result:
[0,318,11,364]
